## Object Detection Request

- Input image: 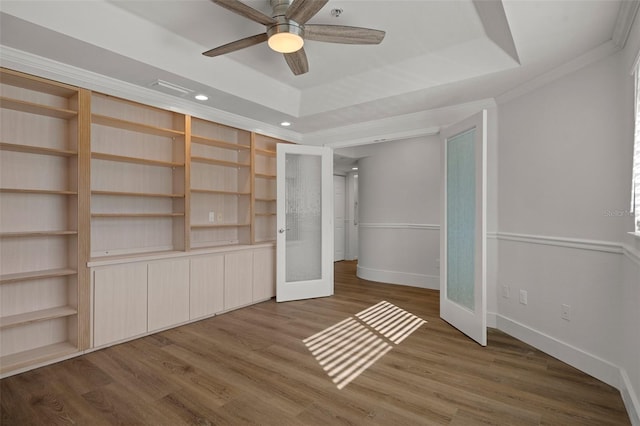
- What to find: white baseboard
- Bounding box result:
[621,369,640,426]
[357,265,439,289]
[487,311,497,328]
[496,314,639,424]
[497,314,620,386]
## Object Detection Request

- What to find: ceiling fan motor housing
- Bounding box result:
[268,0,304,39]
[267,16,304,40]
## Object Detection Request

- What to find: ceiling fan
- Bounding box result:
[202,0,386,75]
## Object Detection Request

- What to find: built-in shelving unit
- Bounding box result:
[252,134,283,243]
[0,68,90,374]
[189,117,252,248]
[90,93,187,258]
[1,68,286,377]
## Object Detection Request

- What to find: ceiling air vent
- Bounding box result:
[149,79,194,97]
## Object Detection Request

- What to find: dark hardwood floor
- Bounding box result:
[1,261,630,425]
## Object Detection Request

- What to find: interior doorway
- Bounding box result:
[334,175,346,261]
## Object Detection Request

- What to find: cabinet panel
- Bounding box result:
[148,259,190,332]
[190,255,224,319]
[224,251,253,310]
[253,247,275,301]
[93,264,147,347]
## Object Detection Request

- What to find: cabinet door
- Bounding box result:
[224,251,253,310]
[93,264,147,347]
[190,255,224,319]
[148,259,190,332]
[253,247,275,302]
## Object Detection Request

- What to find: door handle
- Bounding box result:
[279,228,286,233]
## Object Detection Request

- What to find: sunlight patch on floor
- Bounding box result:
[303,301,426,389]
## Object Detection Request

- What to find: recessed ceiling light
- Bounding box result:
[280,121,292,127]
[194,94,208,101]
[352,167,358,170]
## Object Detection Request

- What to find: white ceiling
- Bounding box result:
[0,0,630,145]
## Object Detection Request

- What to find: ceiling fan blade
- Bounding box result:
[211,0,276,26]
[284,48,309,75]
[202,33,268,57]
[305,25,386,44]
[285,0,328,24]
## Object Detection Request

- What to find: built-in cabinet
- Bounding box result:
[0,68,283,377]
[90,245,275,348]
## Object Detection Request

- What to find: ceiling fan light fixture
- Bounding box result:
[267,19,304,53]
[268,32,304,53]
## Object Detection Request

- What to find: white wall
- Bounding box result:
[496,43,639,422]
[354,136,441,288]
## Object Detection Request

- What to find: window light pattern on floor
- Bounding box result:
[303,301,427,389]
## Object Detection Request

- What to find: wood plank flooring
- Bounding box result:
[1,261,630,425]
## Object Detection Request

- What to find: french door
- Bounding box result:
[440,110,487,346]
[276,144,334,302]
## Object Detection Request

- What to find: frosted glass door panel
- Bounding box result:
[285,153,322,282]
[446,129,476,311]
[440,109,487,346]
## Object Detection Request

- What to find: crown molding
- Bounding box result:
[613,0,640,49]
[306,98,496,148]
[0,45,302,143]
[496,41,620,105]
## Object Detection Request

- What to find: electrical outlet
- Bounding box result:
[217,212,223,222]
[208,211,215,223]
[561,304,571,321]
[502,285,510,299]
[519,290,528,305]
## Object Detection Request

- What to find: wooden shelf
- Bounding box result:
[0,142,77,157]
[91,152,184,168]
[191,189,250,196]
[92,114,184,138]
[0,342,78,375]
[255,213,276,217]
[0,230,77,238]
[191,134,250,151]
[0,306,77,329]
[0,188,77,195]
[92,190,184,198]
[91,213,185,218]
[191,156,250,168]
[255,197,276,202]
[255,148,276,157]
[1,268,77,284]
[0,97,77,119]
[191,223,251,229]
[255,173,276,179]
